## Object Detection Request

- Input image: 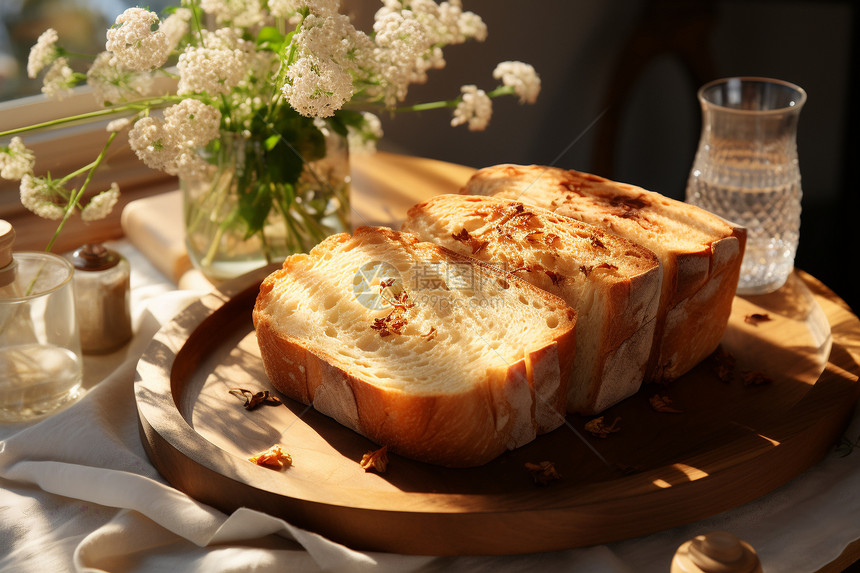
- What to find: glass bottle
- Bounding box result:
[685,77,806,295]
[1,219,84,422]
[67,243,132,354]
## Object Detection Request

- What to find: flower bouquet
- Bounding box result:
[1,0,541,281]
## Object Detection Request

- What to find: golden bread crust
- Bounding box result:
[462,164,746,383]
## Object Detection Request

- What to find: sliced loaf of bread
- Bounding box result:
[253,226,577,467]
[463,165,746,382]
[402,194,662,414]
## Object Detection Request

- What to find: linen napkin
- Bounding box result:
[1,241,859,572]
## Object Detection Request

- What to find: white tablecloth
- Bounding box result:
[2,240,860,573]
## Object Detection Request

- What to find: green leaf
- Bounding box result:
[264,134,281,151]
[256,26,286,51]
[238,182,273,239]
[264,136,304,184]
[263,115,327,184]
[327,110,360,138]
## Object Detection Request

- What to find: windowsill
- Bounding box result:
[1,81,179,252]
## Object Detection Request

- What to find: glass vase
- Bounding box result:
[685,77,806,295]
[182,129,351,283]
[1,252,83,422]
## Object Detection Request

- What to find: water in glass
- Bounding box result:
[686,77,806,295]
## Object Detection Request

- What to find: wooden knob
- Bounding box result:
[671,532,763,573]
[0,219,14,269]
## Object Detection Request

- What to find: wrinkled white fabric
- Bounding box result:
[1,241,859,573]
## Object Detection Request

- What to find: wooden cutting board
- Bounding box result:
[135,266,860,555]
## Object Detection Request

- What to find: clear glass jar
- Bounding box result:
[1,249,83,422]
[685,77,806,295]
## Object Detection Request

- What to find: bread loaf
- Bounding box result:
[463,165,746,382]
[402,194,661,414]
[253,226,577,467]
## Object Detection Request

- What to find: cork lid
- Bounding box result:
[0,219,15,269]
[68,243,121,272]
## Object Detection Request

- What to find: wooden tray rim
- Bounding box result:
[134,266,860,553]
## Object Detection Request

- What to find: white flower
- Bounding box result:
[128,117,172,173]
[280,14,365,119]
[81,183,120,222]
[161,8,193,52]
[268,0,295,19]
[269,0,340,19]
[201,0,265,28]
[370,11,432,105]
[493,61,541,104]
[128,101,221,180]
[27,28,59,78]
[177,30,249,96]
[106,8,170,72]
[1,137,35,181]
[106,118,131,133]
[283,56,354,118]
[19,174,66,220]
[455,9,487,42]
[163,99,222,147]
[451,84,492,131]
[41,57,75,100]
[347,112,383,154]
[87,51,154,106]
[169,149,214,180]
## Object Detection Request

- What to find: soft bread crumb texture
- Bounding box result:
[253,227,578,466]
[403,194,662,413]
[257,229,571,394]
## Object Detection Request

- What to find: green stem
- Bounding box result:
[390,85,516,114]
[188,0,207,48]
[393,100,457,113]
[487,85,516,98]
[201,217,231,268]
[294,206,328,244]
[0,97,180,137]
[186,169,231,237]
[58,47,96,60]
[272,195,306,253]
[45,131,117,252]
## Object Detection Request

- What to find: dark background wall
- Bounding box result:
[369,0,858,312]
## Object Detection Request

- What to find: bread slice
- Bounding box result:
[463,165,746,382]
[253,226,577,467]
[402,194,661,414]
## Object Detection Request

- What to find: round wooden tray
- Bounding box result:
[135,266,860,556]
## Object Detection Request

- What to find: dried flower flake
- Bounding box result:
[741,370,773,386]
[525,461,561,486]
[360,446,388,473]
[229,388,284,410]
[249,444,293,470]
[710,346,736,384]
[744,313,772,326]
[584,416,621,438]
[650,394,683,413]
